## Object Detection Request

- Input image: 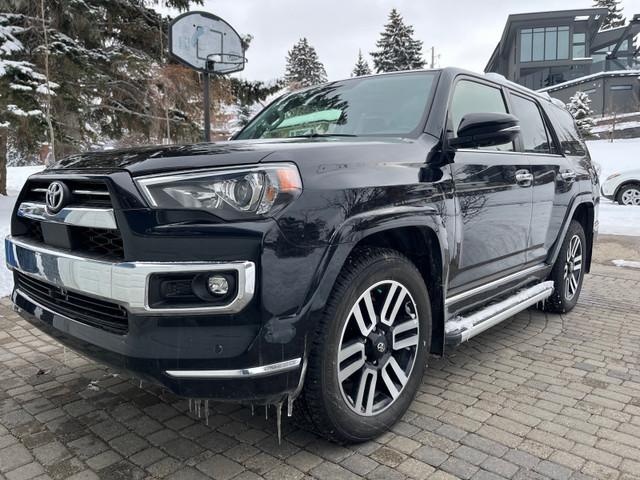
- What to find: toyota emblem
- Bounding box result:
[376,342,386,353]
[46,181,69,214]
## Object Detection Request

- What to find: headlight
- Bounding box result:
[135,163,302,220]
[605,173,620,182]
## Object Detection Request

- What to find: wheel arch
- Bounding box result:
[614,181,640,204]
[571,202,595,274]
[546,194,596,275]
[310,218,448,358]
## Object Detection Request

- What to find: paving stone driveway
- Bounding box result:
[1,263,639,480]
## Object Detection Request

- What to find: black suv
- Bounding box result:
[5,68,599,443]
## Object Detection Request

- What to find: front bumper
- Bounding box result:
[600,182,617,201]
[5,235,304,402]
[5,236,255,315]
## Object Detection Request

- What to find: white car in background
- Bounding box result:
[601,169,640,206]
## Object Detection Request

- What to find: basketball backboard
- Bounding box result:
[169,11,245,74]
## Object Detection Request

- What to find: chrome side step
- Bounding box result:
[444,281,554,346]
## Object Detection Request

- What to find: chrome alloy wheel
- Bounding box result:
[621,187,640,206]
[337,280,420,416]
[563,234,583,301]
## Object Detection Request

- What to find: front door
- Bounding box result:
[445,78,533,292]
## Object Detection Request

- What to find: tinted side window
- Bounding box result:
[509,95,552,154]
[546,106,586,156]
[450,80,513,151]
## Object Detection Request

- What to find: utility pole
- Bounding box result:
[427,46,440,69]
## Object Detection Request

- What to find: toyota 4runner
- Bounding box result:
[5,68,599,443]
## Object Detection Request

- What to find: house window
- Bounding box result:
[573,33,586,58]
[520,26,569,62]
[592,40,630,63]
[583,88,597,94]
[610,85,632,90]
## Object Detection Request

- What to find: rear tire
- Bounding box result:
[298,247,431,443]
[545,220,586,313]
[616,184,640,206]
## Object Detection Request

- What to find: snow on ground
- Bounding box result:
[0,138,638,297]
[592,121,640,134]
[586,138,640,237]
[586,137,639,180]
[1,166,44,296]
[612,259,640,269]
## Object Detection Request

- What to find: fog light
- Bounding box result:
[207,275,229,295]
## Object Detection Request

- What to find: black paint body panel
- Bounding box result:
[8,68,599,403]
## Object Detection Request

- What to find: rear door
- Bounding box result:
[507,94,582,265]
[447,78,533,292]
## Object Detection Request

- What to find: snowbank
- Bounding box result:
[1,166,44,297]
[586,138,640,179]
[586,138,640,237]
[612,259,640,269]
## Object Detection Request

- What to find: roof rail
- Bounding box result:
[484,72,507,82]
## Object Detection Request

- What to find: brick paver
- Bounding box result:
[1,262,639,479]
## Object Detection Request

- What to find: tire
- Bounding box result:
[616,183,640,206]
[298,247,431,443]
[545,220,586,313]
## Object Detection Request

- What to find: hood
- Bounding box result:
[47,137,413,177]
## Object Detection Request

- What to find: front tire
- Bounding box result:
[545,220,586,313]
[617,184,640,206]
[299,248,431,443]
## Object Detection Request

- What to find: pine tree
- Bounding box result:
[284,38,328,89]
[567,91,595,138]
[370,9,424,73]
[230,78,284,133]
[352,49,372,77]
[0,0,206,161]
[593,0,625,29]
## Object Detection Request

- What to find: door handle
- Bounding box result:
[560,170,577,182]
[515,170,533,187]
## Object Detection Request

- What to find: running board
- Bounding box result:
[444,281,554,346]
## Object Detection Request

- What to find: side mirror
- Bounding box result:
[449,112,520,149]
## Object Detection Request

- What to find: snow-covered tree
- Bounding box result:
[593,0,625,29]
[370,9,424,73]
[567,91,595,138]
[352,50,372,77]
[284,38,328,89]
[229,78,284,133]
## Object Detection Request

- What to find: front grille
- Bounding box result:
[24,179,112,208]
[23,222,125,260]
[15,272,129,334]
[77,227,125,258]
[27,220,44,242]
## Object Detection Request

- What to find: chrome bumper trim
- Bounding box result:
[5,236,255,315]
[18,202,117,230]
[165,358,302,379]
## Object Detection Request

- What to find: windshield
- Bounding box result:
[234,71,438,140]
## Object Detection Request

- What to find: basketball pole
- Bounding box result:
[204,72,211,142]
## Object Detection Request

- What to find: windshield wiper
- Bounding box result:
[289,133,358,138]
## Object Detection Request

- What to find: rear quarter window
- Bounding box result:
[546,105,586,156]
[508,94,555,154]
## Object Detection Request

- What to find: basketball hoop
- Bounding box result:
[169,11,246,141]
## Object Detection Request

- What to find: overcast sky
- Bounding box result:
[165,0,640,83]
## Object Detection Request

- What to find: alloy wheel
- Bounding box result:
[337,280,420,416]
[621,187,640,206]
[563,234,583,301]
